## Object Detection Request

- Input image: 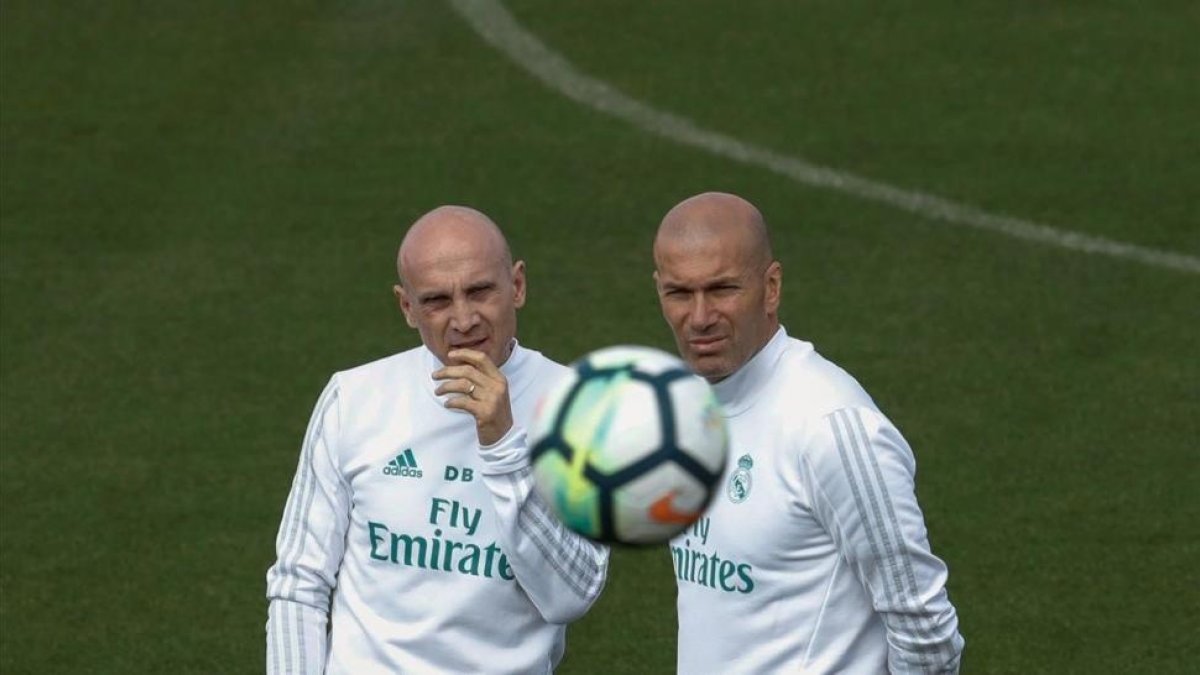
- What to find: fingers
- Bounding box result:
[432,364,483,397]
[433,379,475,399]
[432,363,502,405]
[431,349,513,446]
[447,349,502,378]
[441,391,481,414]
[431,350,503,398]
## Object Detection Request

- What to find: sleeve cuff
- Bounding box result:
[477,426,530,475]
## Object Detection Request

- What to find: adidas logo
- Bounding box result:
[383,448,424,478]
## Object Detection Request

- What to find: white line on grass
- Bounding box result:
[448,0,1200,275]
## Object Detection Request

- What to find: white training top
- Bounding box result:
[673,327,964,674]
[266,343,609,674]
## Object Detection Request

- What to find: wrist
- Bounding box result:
[478,426,529,475]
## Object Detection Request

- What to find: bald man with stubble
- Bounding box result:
[266,206,608,674]
[654,192,964,673]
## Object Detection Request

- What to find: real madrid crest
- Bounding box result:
[727,454,753,504]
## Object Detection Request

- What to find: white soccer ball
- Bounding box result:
[530,346,728,544]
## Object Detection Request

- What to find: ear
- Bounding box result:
[763,261,782,314]
[511,260,527,309]
[394,283,418,328]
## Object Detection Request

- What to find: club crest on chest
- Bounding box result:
[727,454,753,504]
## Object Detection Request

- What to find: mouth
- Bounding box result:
[451,336,489,351]
[687,336,727,355]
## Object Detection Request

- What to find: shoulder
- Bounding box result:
[506,344,571,403]
[335,346,424,388]
[523,349,570,378]
[768,342,916,466]
[324,347,428,416]
[771,339,880,419]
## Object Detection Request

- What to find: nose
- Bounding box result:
[449,298,479,334]
[687,294,717,332]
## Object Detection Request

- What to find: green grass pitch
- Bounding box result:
[2,0,1197,672]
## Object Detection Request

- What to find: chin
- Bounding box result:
[687,356,728,381]
[490,342,516,367]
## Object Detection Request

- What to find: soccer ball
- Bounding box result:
[530,346,728,544]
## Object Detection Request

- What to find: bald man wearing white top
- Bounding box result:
[266,205,608,674]
[654,192,963,674]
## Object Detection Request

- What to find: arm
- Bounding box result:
[265,377,351,674]
[432,349,610,624]
[804,407,964,673]
[478,426,610,624]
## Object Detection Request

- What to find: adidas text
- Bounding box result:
[383,448,423,478]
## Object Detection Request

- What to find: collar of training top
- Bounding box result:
[712,326,789,417]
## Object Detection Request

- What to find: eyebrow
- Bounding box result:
[416,280,497,303]
[417,291,450,303]
[661,276,741,291]
[465,281,497,293]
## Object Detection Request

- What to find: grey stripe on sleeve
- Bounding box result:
[830,410,927,656]
[514,473,593,598]
[510,470,598,599]
[830,412,897,596]
[843,409,940,668]
[272,382,337,598]
[269,602,281,675]
[279,603,294,675]
[849,409,952,666]
[286,605,298,675]
[530,496,602,597]
[270,381,337,675]
[518,468,597,593]
[296,592,307,674]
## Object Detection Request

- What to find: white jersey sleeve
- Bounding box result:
[802,406,964,673]
[265,377,349,675]
[478,426,609,624]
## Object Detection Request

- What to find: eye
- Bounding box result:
[421,296,451,310]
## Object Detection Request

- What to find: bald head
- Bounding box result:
[654,192,773,272]
[397,205,513,287]
[393,205,526,368]
[652,192,781,382]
